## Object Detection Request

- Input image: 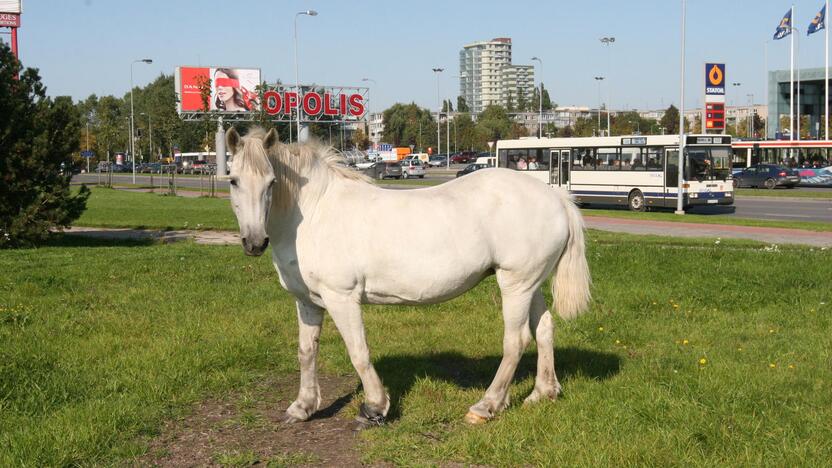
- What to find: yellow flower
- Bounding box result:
[598,327,604,332]
[699,358,707,365]
[769,363,776,368]
[682,339,689,345]
[769,329,774,334]
[788,364,795,369]
[615,340,620,344]
[673,304,680,309]
[652,302,657,305]
[737,347,743,351]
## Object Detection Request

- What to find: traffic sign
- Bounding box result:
[80,150,95,158]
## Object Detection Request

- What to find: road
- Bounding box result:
[73,172,832,224]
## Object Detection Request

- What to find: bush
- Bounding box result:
[0,43,89,248]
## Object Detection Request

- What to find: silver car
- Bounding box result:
[363,161,403,180]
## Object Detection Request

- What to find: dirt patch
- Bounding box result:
[137,374,369,467]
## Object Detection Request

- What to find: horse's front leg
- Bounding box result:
[283,299,324,423]
[322,292,390,428]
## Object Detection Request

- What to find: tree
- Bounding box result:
[457,96,470,113]
[517,89,527,113]
[442,99,454,113]
[541,84,554,111]
[381,102,435,149]
[660,105,680,134]
[475,105,513,143]
[505,91,515,112]
[0,43,90,247]
[352,127,370,150]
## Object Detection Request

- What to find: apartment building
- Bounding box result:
[459,37,534,114]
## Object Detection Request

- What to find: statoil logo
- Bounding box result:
[705,63,725,95]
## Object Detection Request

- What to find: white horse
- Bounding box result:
[225,127,591,426]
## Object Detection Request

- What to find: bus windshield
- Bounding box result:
[687,146,731,181]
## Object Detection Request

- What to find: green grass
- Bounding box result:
[1,232,830,465]
[735,188,832,199]
[582,207,832,232]
[75,187,238,231]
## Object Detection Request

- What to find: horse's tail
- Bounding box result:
[552,192,592,320]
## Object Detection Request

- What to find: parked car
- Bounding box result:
[363,161,403,180]
[428,155,447,167]
[450,151,477,164]
[399,159,426,179]
[456,163,490,178]
[733,164,800,189]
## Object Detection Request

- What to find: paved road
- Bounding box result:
[73,173,832,223]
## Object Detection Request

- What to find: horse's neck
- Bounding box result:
[267,158,333,238]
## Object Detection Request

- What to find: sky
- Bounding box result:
[9,0,832,113]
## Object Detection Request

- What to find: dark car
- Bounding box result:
[455,163,489,178]
[733,164,800,189]
[363,161,403,180]
[450,151,477,164]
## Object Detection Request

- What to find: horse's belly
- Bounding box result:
[361,267,493,305]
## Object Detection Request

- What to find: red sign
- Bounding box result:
[262,90,365,118]
[176,66,261,113]
[705,103,725,130]
[0,13,19,27]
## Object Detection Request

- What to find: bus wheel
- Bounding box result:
[628,190,646,212]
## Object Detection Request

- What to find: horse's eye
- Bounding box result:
[267,179,275,188]
[230,178,238,187]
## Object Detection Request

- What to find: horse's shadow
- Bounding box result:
[317,347,621,422]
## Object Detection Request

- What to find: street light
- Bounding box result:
[130,58,152,184]
[594,76,605,136]
[294,10,318,143]
[731,82,741,134]
[747,93,755,138]
[600,37,615,135]
[362,78,376,146]
[432,67,445,168]
[531,56,543,138]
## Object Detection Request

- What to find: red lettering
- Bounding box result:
[284,92,298,114]
[339,94,348,115]
[302,92,323,115]
[263,90,282,115]
[348,94,365,117]
[323,93,338,115]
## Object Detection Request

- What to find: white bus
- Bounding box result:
[495,134,734,211]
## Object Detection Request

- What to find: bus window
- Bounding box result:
[621,147,643,171]
[597,148,619,170]
[572,148,595,171]
[646,147,663,170]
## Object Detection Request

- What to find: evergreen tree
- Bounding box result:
[0,43,90,247]
[457,96,470,113]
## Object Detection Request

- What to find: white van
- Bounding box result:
[476,156,496,167]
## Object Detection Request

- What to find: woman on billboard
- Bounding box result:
[213,68,257,112]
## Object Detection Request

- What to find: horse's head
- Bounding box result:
[226,127,278,256]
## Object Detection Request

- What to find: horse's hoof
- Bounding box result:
[464,411,489,425]
[280,412,305,424]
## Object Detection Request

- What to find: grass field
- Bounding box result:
[1,231,830,465]
[735,188,832,199]
[73,187,832,234]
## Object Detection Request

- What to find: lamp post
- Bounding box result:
[294,10,318,143]
[594,76,605,136]
[676,0,686,215]
[432,67,445,167]
[746,93,754,138]
[130,58,152,184]
[531,56,543,138]
[362,77,376,146]
[731,82,741,135]
[600,37,615,135]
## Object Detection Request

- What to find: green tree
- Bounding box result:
[0,43,90,247]
[660,105,680,134]
[475,105,513,144]
[541,84,553,111]
[457,96,470,113]
[505,91,515,112]
[453,112,479,151]
[442,99,454,113]
[517,89,527,113]
[381,102,436,149]
[572,116,597,137]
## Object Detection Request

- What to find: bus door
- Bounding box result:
[664,148,679,207]
[549,149,570,187]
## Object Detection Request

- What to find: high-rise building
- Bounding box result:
[459,37,535,114]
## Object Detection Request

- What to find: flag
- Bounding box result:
[774,9,793,40]
[808,5,826,35]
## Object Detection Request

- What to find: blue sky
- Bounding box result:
[11,0,832,112]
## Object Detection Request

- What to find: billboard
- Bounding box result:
[704,63,726,131]
[0,0,21,14]
[176,66,261,113]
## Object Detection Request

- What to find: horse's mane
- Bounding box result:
[236,127,370,211]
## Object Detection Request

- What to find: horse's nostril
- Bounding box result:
[263,237,269,248]
[241,237,248,245]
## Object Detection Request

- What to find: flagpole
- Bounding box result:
[790,5,795,152]
[826,0,829,140]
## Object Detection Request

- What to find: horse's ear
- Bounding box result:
[264,128,279,150]
[226,127,241,154]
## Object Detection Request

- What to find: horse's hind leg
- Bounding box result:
[466,288,533,424]
[284,300,325,423]
[524,290,562,404]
